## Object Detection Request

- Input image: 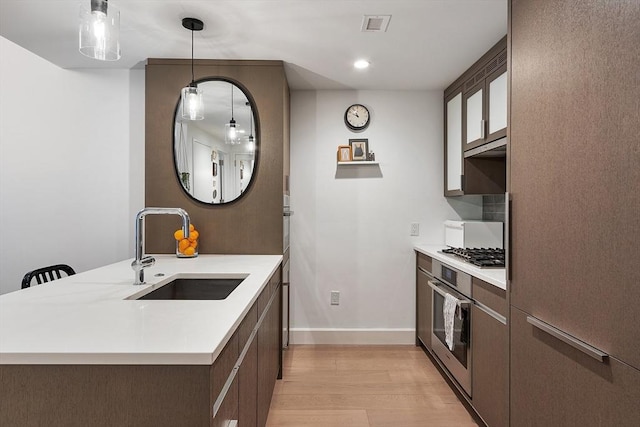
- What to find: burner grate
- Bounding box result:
[441,247,505,268]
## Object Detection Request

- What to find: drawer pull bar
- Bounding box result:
[476,302,507,325]
[526,316,608,362]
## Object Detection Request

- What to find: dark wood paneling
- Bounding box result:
[239,303,258,349]
[238,338,258,427]
[472,277,507,318]
[0,365,210,427]
[463,157,506,194]
[145,59,289,255]
[256,282,281,427]
[472,305,508,427]
[416,268,432,350]
[211,332,239,418]
[510,0,640,367]
[510,307,640,426]
[212,376,239,427]
[417,253,432,273]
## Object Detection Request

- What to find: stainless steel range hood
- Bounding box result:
[464,137,507,158]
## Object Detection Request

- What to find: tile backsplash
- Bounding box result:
[483,194,505,222]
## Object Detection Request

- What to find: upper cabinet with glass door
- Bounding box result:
[174,79,258,205]
[444,36,507,197]
[463,46,508,152]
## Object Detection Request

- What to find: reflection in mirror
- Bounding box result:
[174,80,257,204]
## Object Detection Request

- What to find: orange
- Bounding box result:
[178,239,190,252]
[184,247,196,256]
[189,224,195,232]
[190,240,198,249]
[188,230,199,242]
[174,229,184,240]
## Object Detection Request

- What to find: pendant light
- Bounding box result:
[225,86,238,144]
[79,0,121,61]
[181,18,204,121]
[247,103,255,151]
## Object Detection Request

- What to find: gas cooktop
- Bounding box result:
[440,247,505,268]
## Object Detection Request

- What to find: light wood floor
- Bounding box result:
[266,345,479,427]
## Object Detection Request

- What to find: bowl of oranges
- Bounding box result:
[174,224,199,258]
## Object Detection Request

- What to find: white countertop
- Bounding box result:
[414,244,507,290]
[0,255,282,365]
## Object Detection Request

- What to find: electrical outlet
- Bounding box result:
[410,223,420,236]
[330,291,340,305]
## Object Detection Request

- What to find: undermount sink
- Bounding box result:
[136,278,245,300]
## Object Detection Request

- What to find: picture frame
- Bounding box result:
[349,139,369,161]
[337,145,352,162]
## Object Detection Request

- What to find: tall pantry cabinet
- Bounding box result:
[508,0,640,425]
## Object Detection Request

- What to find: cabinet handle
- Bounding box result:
[526,316,608,362]
[476,302,507,325]
[506,192,512,283]
[427,280,472,306]
[481,119,486,139]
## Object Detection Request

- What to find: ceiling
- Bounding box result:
[0,0,507,90]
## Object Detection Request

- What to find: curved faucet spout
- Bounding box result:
[132,207,191,285]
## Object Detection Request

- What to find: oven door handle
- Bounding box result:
[427,280,472,306]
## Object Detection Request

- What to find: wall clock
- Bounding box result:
[344,104,370,131]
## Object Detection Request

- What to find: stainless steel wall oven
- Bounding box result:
[425,259,473,396]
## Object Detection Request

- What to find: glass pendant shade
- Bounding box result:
[225,119,239,144]
[79,0,121,61]
[181,85,204,121]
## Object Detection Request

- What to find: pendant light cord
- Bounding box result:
[231,86,234,119]
[190,27,195,84]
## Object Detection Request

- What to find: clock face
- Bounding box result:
[345,104,370,131]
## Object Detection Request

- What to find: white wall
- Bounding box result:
[0,37,145,294]
[289,90,481,344]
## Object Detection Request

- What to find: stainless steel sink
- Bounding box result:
[136,278,244,300]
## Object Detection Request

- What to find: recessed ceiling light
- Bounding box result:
[354,60,370,69]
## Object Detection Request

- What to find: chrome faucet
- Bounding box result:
[131,207,191,285]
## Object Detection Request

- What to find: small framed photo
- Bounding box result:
[337,145,352,162]
[349,139,369,161]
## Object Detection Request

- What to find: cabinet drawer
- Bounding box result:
[212,376,239,427]
[211,333,239,416]
[472,277,507,318]
[417,253,432,273]
[238,303,257,350]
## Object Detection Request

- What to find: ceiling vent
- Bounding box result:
[361,15,391,32]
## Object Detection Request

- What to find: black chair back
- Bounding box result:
[21,264,76,289]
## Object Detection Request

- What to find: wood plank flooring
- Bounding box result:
[266,345,479,427]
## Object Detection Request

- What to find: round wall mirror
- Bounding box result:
[174,79,258,204]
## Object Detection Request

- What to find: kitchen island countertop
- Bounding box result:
[0,255,281,366]
[414,244,506,290]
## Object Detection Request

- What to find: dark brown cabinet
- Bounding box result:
[416,253,432,349]
[471,278,508,427]
[445,89,464,196]
[462,59,507,152]
[238,305,258,427]
[510,308,640,426]
[509,0,640,424]
[444,36,507,197]
[257,278,282,427]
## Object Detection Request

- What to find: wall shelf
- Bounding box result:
[337,161,379,166]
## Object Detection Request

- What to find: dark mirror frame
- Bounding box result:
[172,77,260,206]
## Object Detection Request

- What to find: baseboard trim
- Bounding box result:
[290,328,415,345]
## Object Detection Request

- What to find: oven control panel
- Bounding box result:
[432,259,472,298]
